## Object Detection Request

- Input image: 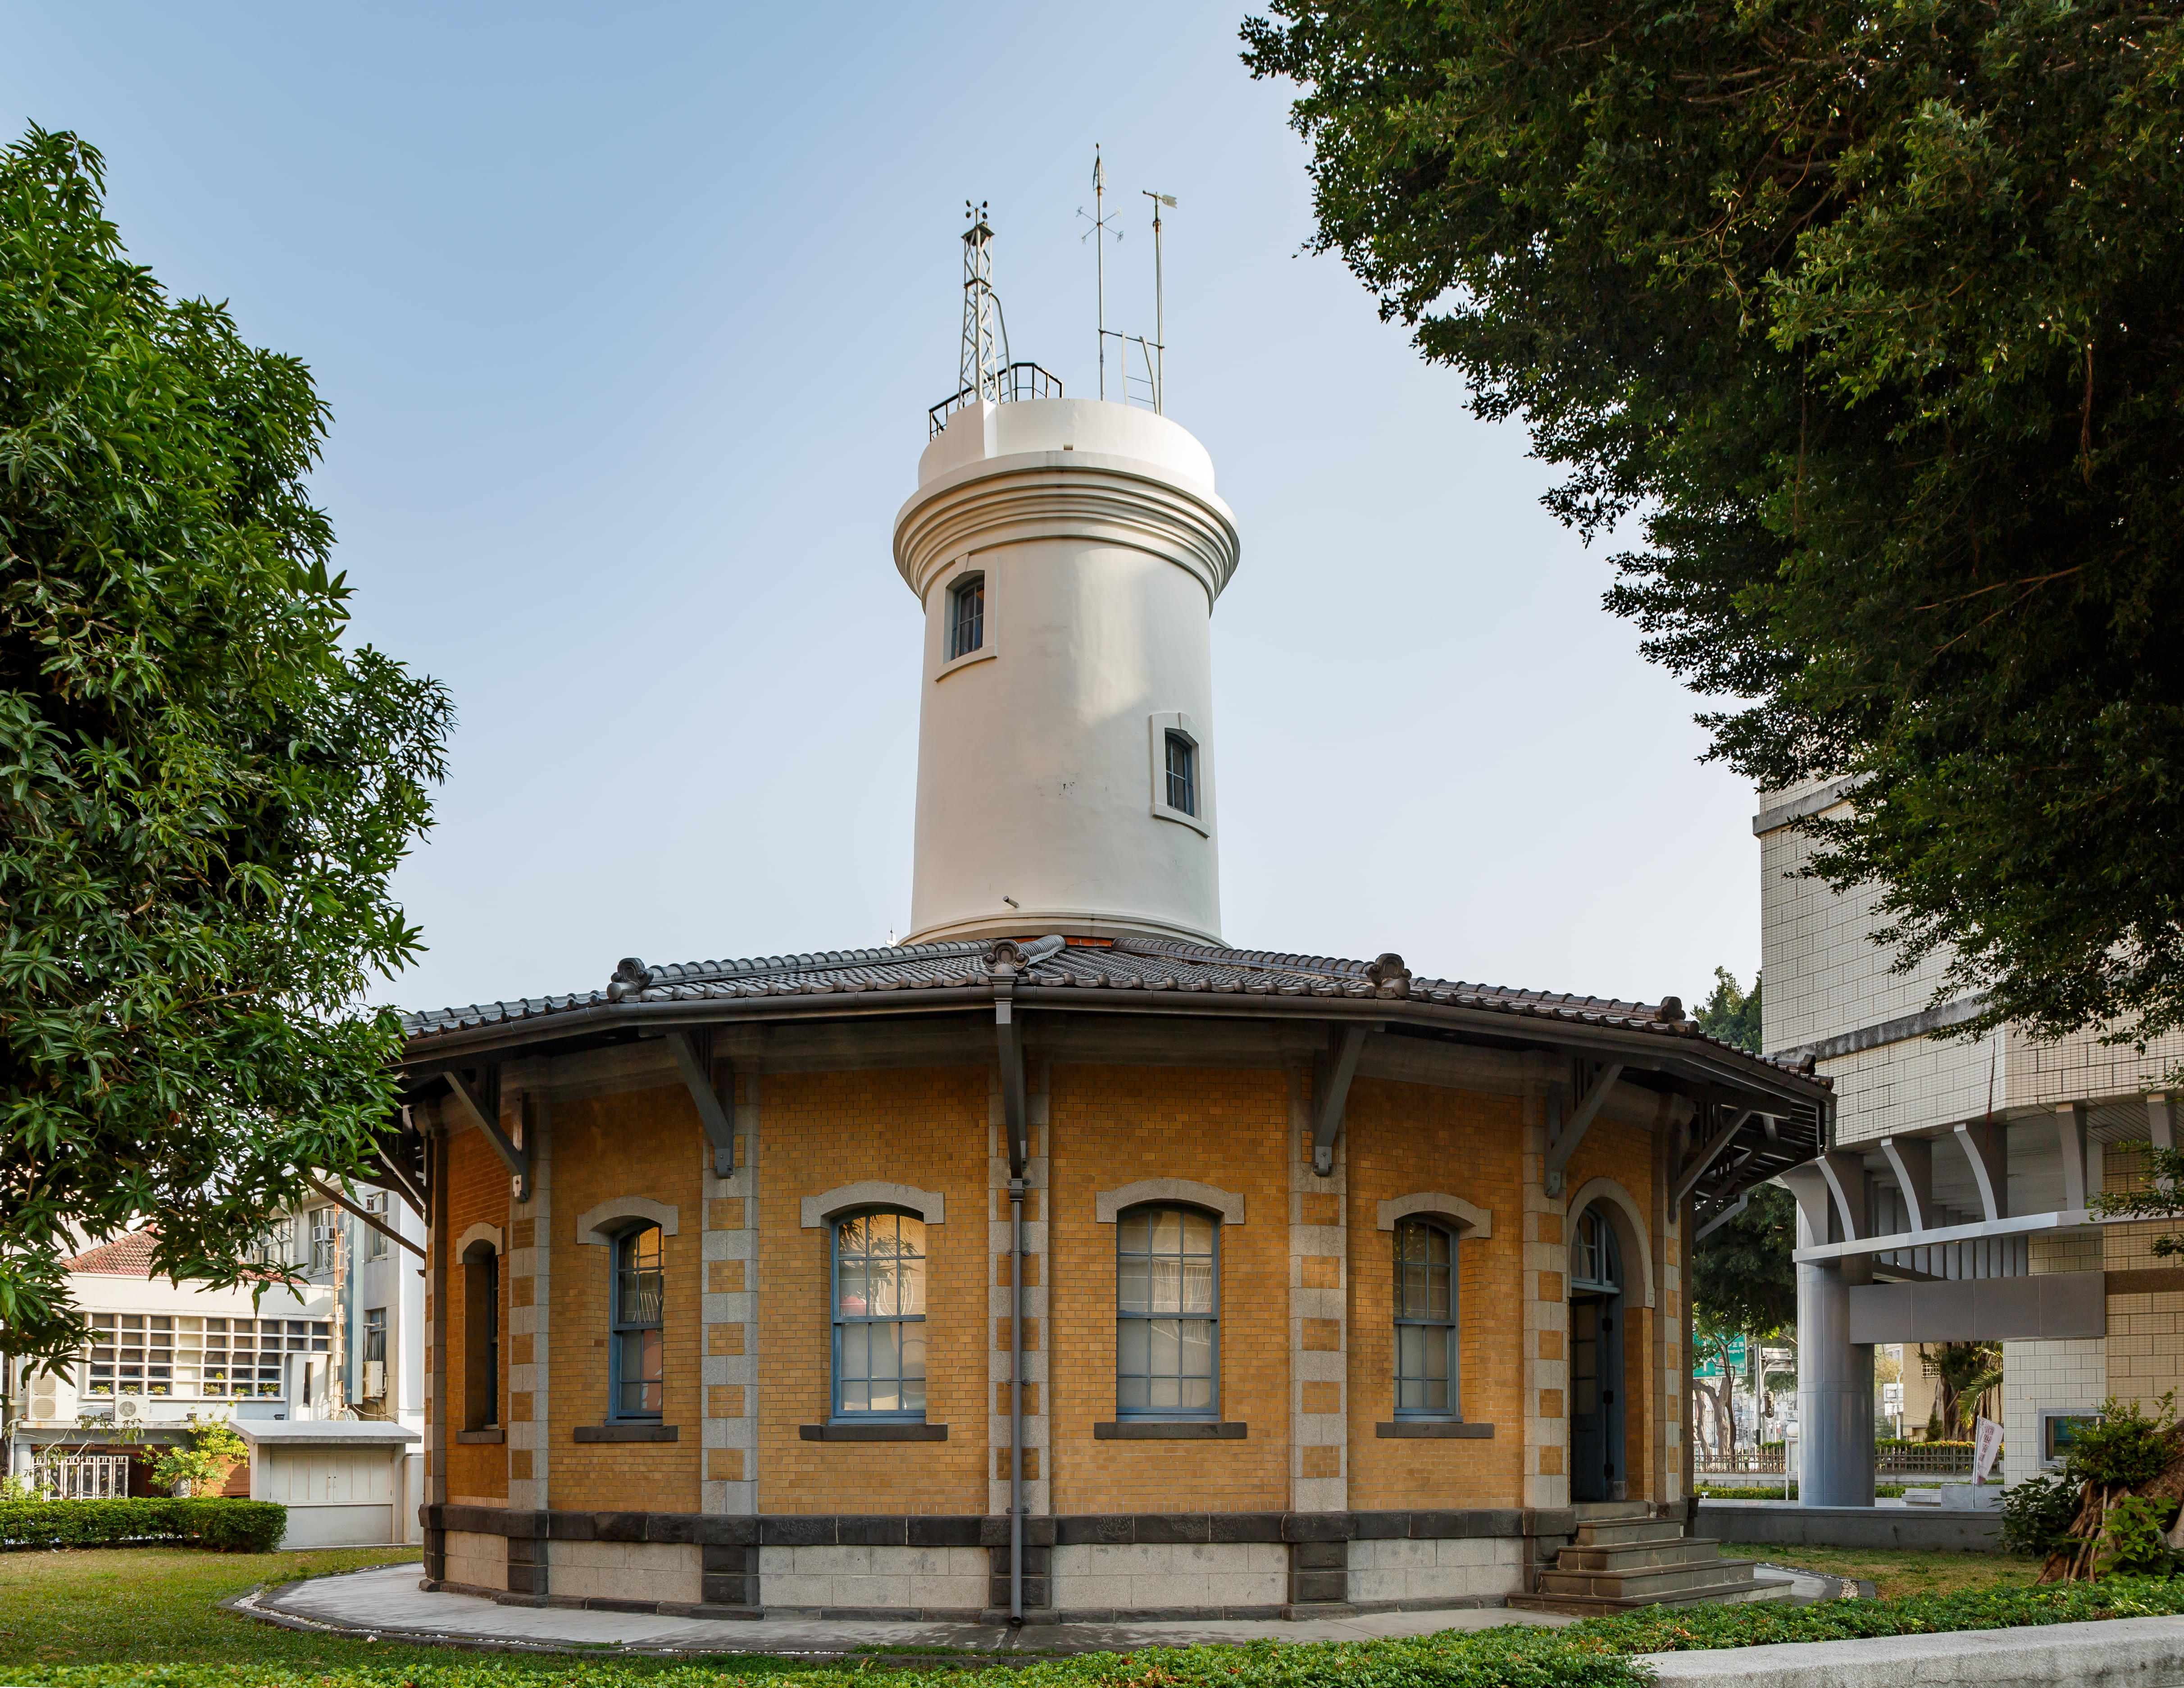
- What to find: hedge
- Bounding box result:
[0,1497,285,1553]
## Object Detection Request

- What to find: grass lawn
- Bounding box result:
[1721,1540,2041,1599]
[0,1545,439,1674]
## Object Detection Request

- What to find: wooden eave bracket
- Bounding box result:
[445,1066,530,1203]
[1544,1060,1626,1198]
[1312,1023,1374,1177]
[1673,1104,1755,1209]
[666,1029,736,1177]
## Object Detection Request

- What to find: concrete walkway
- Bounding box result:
[242,1560,1860,1658]
[248,1563,1573,1656]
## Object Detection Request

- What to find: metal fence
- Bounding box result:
[1696,1444,1976,1479]
[32,1454,133,1499]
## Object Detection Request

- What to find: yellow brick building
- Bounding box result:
[378,299,1829,1622]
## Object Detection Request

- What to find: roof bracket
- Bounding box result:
[667,1029,736,1177]
[1954,1119,2008,1223]
[1545,1060,1625,1198]
[1673,1103,1752,1208]
[1311,1023,1373,1177]
[446,1066,530,1203]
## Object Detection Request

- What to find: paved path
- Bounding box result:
[249,1560,1856,1658]
[249,1563,1574,1657]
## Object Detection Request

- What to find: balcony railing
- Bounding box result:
[928,363,1063,438]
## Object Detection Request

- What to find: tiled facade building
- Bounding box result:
[1758,778,2184,1499]
[374,256,1826,1621]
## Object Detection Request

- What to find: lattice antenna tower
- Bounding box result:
[960,201,1012,404]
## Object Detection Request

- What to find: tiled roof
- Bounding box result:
[400,934,1820,1084]
[64,1228,159,1277]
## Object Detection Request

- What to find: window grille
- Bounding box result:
[1116,1204,1217,1416]
[611,1225,664,1419]
[1392,1218,1456,1416]
[949,575,985,660]
[34,1454,132,1500]
[80,1313,322,1400]
[1164,731,1196,816]
[362,1306,388,1400]
[832,1211,927,1417]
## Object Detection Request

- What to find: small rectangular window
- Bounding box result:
[364,1191,389,1259]
[1164,731,1196,817]
[949,575,985,660]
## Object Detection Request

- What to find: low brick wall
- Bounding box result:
[1698,1501,2002,1552]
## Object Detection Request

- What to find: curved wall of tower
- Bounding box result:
[894,397,1241,946]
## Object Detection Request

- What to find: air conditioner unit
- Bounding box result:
[362,1360,386,1399]
[27,1374,74,1422]
[111,1395,147,1425]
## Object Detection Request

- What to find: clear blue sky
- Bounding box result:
[2,3,1765,1022]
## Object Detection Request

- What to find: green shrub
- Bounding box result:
[2002,1470,2084,1557]
[2067,1394,2179,1490]
[0,1496,284,1553]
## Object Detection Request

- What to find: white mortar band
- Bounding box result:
[575,1196,680,1244]
[1093,1178,1243,1225]
[801,1181,946,1228]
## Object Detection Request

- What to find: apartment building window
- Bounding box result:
[1392,1218,1456,1417]
[308,1207,338,1275]
[948,573,984,660]
[611,1224,664,1419]
[1116,1204,1217,1417]
[832,1210,927,1418]
[81,1314,324,1399]
[362,1307,388,1401]
[364,1191,390,1260]
[255,1219,293,1267]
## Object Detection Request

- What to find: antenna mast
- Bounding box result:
[960,201,1006,403]
[1143,190,1176,414]
[1080,147,1122,401]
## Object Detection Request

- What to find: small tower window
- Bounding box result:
[1164,731,1196,817]
[948,574,985,660]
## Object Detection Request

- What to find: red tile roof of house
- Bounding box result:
[64,1228,159,1277]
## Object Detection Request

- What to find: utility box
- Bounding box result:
[235,1419,420,1549]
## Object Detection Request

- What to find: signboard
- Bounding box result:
[1972,1415,2005,1483]
[1692,1335,1748,1378]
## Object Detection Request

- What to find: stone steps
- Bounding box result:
[1508,1507,1795,1617]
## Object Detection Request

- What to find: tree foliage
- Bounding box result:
[1690,1181,1797,1339]
[1923,1339,2003,1437]
[1695,967,1761,1055]
[1243,0,2184,1047]
[0,128,451,1365]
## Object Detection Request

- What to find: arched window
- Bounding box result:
[1571,1205,1622,1293]
[1116,1204,1217,1417]
[832,1210,927,1418]
[461,1241,500,1432]
[1392,1217,1456,1418]
[611,1224,664,1420]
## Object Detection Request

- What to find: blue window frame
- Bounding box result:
[610,1224,663,1420]
[832,1210,927,1418]
[949,575,985,660]
[1392,1218,1456,1418]
[1116,1204,1218,1417]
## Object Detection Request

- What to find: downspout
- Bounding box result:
[991,942,1032,1625]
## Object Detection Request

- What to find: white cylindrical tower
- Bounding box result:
[895,396,1241,945]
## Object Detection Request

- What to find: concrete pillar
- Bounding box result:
[1287,1059,1349,1612]
[507,1079,551,1515]
[1522,1055,1570,1510]
[1789,1184,1874,1507]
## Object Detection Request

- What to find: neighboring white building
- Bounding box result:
[1756,776,2184,1498]
[3,1187,425,1540]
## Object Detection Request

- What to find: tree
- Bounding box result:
[1695,968,1761,1056]
[0,128,451,1367]
[1691,1183,1797,1341]
[1924,1340,2004,1437]
[1243,1,2184,1049]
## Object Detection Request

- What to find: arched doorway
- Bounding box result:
[1569,1203,1626,1502]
